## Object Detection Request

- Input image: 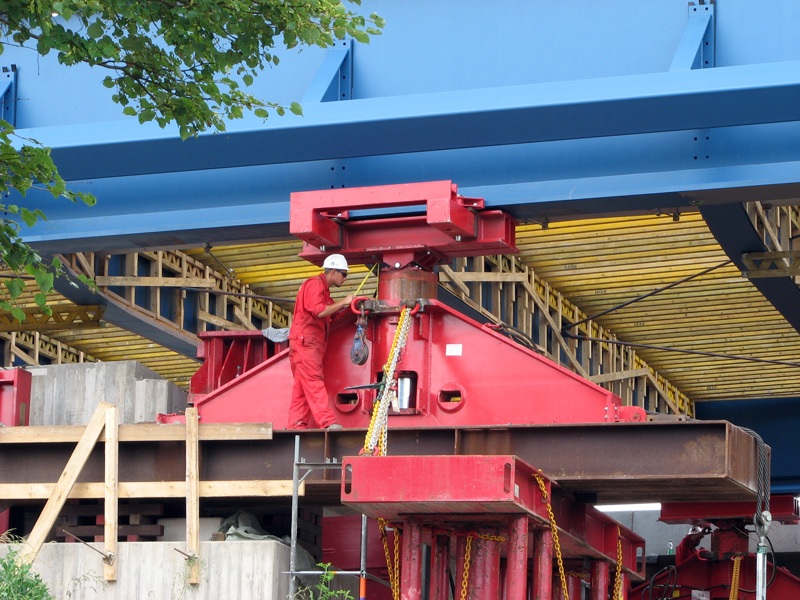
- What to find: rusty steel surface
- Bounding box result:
[0,420,762,505]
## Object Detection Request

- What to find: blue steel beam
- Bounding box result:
[20,124,800,255]
[23,59,800,182]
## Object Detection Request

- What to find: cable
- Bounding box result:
[564,260,732,332]
[641,565,677,600]
[561,332,800,368]
[737,427,771,522]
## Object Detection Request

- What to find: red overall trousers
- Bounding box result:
[287,274,337,428]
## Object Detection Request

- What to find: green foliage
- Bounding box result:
[0,120,96,320]
[1,0,382,139]
[293,562,354,600]
[0,532,54,600]
[0,0,383,319]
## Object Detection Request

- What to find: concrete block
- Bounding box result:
[29,361,188,426]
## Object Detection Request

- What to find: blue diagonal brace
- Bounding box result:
[669,2,715,71]
[302,39,353,103]
[0,66,17,126]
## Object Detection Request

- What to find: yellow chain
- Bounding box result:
[729,555,742,600]
[456,531,505,600]
[534,470,569,600]
[378,518,400,600]
[460,534,473,600]
[564,570,588,581]
[393,522,401,600]
[475,533,506,542]
[362,306,410,455]
[613,526,623,600]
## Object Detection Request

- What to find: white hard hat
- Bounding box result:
[322,253,349,271]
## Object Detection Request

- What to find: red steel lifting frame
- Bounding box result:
[342,455,644,600]
[291,180,517,269]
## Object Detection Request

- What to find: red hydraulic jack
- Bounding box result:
[190,180,646,428]
[341,454,645,600]
[631,496,800,600]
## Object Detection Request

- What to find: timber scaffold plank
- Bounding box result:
[0,421,301,503]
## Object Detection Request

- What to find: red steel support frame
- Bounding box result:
[430,532,450,600]
[401,519,424,600]
[472,528,502,600]
[534,529,554,600]
[342,455,644,600]
[590,561,610,600]
[505,516,529,600]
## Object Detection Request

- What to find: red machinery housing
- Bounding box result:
[630,497,800,599]
[190,181,645,428]
[181,181,784,599]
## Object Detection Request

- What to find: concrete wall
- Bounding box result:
[3,540,290,600]
[28,361,188,426]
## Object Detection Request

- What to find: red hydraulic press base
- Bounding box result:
[339,455,644,600]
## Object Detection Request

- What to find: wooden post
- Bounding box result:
[185,407,201,584]
[19,402,110,565]
[104,404,119,581]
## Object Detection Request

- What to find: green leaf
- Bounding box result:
[35,270,54,294]
[34,292,47,308]
[10,307,25,323]
[242,74,253,87]
[20,208,39,227]
[87,21,104,39]
[289,102,303,116]
[5,278,24,300]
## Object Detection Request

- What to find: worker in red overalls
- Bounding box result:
[287,254,354,429]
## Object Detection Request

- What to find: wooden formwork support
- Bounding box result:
[104,404,119,581]
[4,416,297,587]
[185,407,201,585]
[18,402,112,565]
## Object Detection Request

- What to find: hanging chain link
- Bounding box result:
[729,555,742,600]
[363,305,413,455]
[378,518,401,600]
[534,470,569,600]
[460,534,474,600]
[613,526,623,600]
[458,530,506,600]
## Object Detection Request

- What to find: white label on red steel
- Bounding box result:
[446,344,462,356]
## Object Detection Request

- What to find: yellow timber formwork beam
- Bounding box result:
[0,304,105,332]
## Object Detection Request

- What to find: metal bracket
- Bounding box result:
[302,39,353,103]
[0,65,17,126]
[669,2,715,71]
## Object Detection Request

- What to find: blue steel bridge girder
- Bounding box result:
[17,58,800,255]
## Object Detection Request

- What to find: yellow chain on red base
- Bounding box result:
[458,531,507,600]
[362,306,411,456]
[534,471,569,600]
[613,526,623,600]
[378,518,401,600]
[460,534,474,600]
[729,555,742,600]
